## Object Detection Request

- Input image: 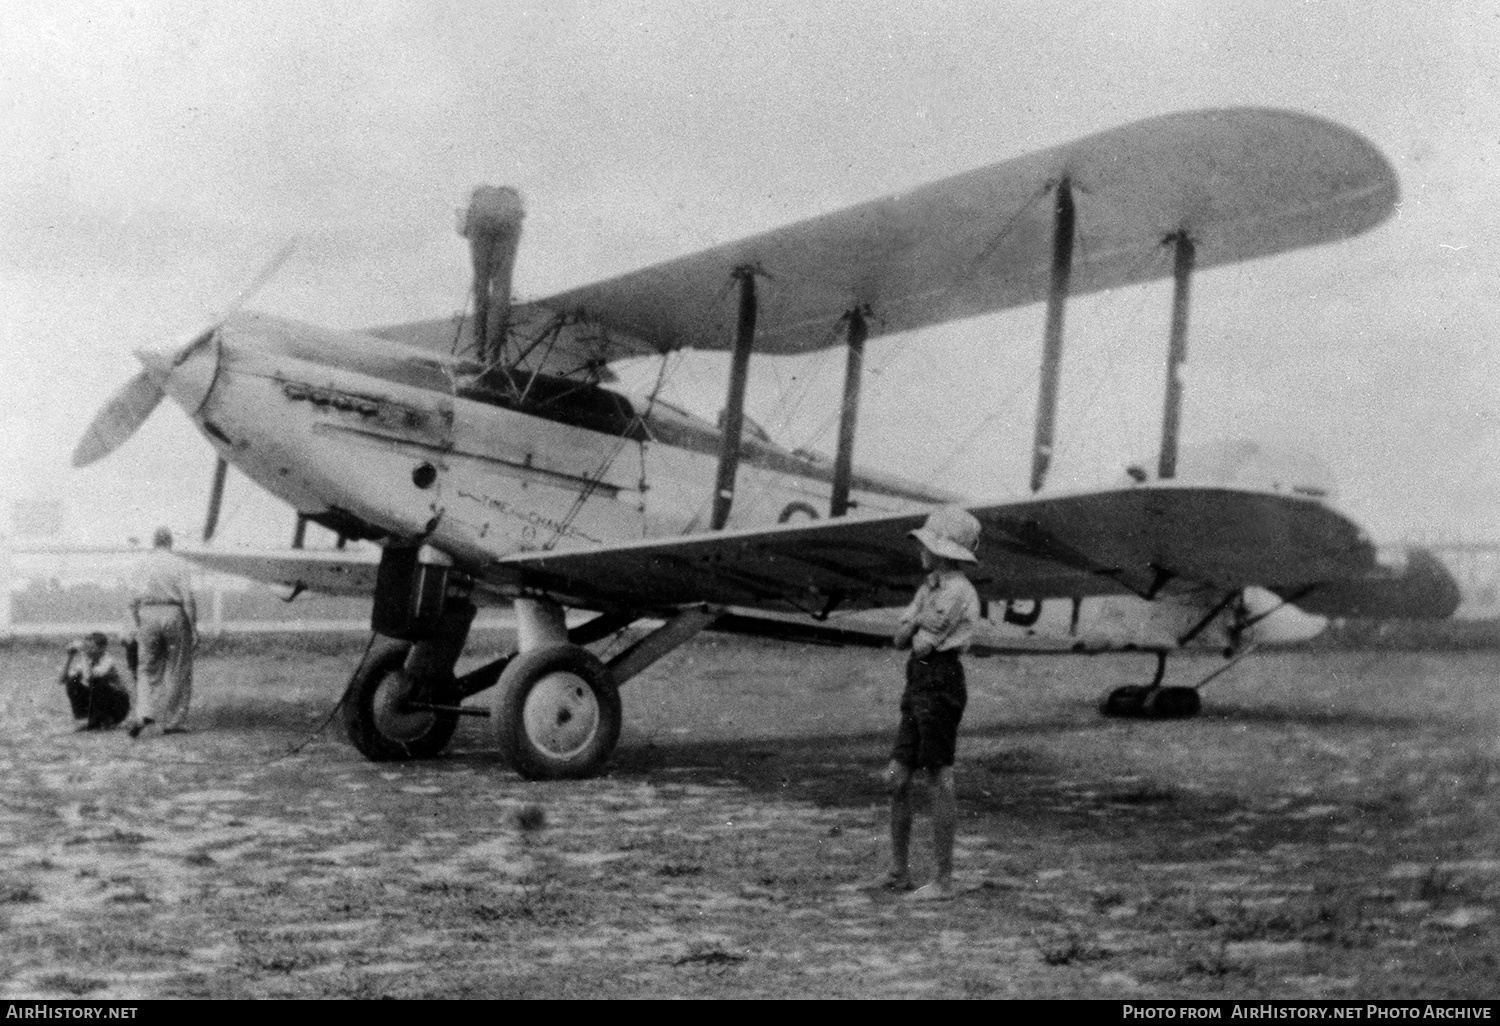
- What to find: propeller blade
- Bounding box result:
[70,370,166,468]
[225,239,298,319]
[202,456,229,542]
[72,241,296,471]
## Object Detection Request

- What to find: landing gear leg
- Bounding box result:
[488,601,722,780]
[1098,652,1201,720]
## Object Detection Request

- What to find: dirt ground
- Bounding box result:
[1,632,1498,999]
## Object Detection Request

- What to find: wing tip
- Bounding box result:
[70,436,104,469]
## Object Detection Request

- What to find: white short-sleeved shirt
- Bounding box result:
[131,549,196,616]
[899,568,982,653]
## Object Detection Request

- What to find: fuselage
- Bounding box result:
[148,311,951,575]
[140,311,1457,647]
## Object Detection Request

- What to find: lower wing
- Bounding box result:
[179,484,1459,627]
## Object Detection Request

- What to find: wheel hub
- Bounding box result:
[372,670,437,743]
[522,671,601,759]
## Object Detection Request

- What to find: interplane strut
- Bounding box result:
[711,266,759,530]
[1158,232,1196,480]
[830,307,868,518]
[1031,177,1075,494]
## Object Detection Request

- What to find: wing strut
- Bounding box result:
[830,307,868,517]
[202,456,229,543]
[1157,232,1195,480]
[711,266,759,529]
[1030,178,1075,493]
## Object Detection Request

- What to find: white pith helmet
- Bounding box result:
[909,505,981,563]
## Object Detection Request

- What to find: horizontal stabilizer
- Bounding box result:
[1277,546,1462,620]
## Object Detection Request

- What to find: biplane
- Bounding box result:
[73,107,1460,778]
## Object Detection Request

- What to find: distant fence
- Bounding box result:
[0,540,513,640]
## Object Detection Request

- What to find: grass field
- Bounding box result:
[1,633,1497,998]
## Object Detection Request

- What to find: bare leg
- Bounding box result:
[931,766,957,886]
[885,760,914,888]
[909,766,958,901]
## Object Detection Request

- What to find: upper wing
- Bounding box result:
[529,107,1396,357]
[370,107,1396,365]
[486,484,1386,615]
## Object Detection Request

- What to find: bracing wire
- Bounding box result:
[541,338,683,551]
[788,182,1058,460]
[558,347,679,546]
[917,371,1038,493]
[1044,243,1170,478]
[767,330,841,443]
[540,177,1061,529]
[899,200,1173,494]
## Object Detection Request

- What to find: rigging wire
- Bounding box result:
[903,206,1171,494]
[766,329,841,445]
[917,370,1037,493]
[787,182,1057,460]
[1044,243,1168,479]
[540,336,684,551]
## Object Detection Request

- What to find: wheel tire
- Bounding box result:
[1099,684,1149,718]
[1143,686,1202,719]
[492,644,621,780]
[343,637,461,761]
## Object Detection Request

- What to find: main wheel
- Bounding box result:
[491,644,621,780]
[343,637,461,761]
[1143,685,1202,719]
[1099,684,1149,718]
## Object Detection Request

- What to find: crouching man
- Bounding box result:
[59,632,132,731]
[884,505,983,902]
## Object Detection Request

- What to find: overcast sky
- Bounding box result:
[3,0,1498,547]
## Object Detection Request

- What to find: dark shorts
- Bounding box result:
[890,650,967,770]
[64,677,131,729]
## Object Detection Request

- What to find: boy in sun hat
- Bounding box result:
[885,504,983,901]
